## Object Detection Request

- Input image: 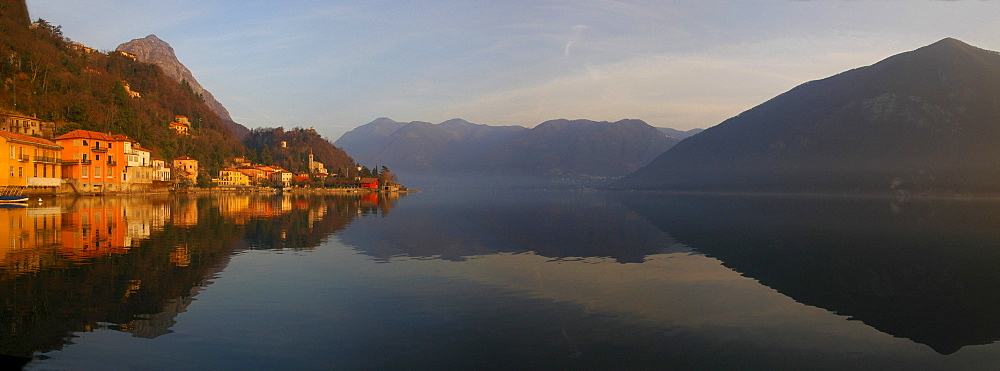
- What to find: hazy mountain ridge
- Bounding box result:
[338,117,680,184]
[333,117,407,160]
[469,119,679,178]
[117,34,250,139]
[617,38,1000,195]
[349,118,528,173]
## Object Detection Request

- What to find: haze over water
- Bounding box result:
[2,191,1000,368]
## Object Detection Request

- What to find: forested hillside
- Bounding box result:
[0,0,244,171]
[243,127,355,175]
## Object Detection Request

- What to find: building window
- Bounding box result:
[95,155,100,161]
[18,167,22,178]
[73,140,80,146]
[8,166,12,177]
[33,164,37,177]
[82,166,88,178]
[83,140,88,146]
[95,166,101,178]
[8,146,13,159]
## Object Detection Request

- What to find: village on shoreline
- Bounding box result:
[0,112,409,197]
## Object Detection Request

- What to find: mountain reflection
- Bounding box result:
[337,190,676,263]
[0,193,403,358]
[617,193,1000,355]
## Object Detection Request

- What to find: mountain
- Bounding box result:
[471,119,679,178]
[333,117,407,161]
[337,117,683,186]
[117,34,250,139]
[617,38,1000,195]
[348,118,528,174]
[0,2,245,171]
[656,127,703,140]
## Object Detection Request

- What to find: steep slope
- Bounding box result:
[333,117,407,160]
[117,34,249,139]
[656,127,703,140]
[0,3,245,171]
[617,38,1000,194]
[472,119,678,178]
[0,0,28,27]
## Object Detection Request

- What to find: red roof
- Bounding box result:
[0,130,61,148]
[54,130,117,141]
[111,134,139,143]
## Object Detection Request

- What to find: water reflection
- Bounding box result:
[341,190,1000,356]
[338,190,674,262]
[0,193,404,359]
[9,189,1000,367]
[617,193,1000,355]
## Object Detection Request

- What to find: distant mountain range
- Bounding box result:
[117,35,250,139]
[336,118,681,184]
[617,38,1000,195]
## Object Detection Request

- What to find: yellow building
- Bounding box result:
[216,168,251,187]
[172,156,198,185]
[0,130,63,191]
[0,112,55,138]
[169,115,191,135]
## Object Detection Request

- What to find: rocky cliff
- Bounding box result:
[117,34,249,139]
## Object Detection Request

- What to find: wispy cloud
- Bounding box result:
[564,25,588,56]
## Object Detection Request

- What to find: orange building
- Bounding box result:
[0,130,63,190]
[55,130,126,193]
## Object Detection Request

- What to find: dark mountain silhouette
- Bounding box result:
[117,34,250,139]
[617,38,1000,195]
[656,127,703,140]
[470,119,678,178]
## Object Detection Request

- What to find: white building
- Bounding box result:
[152,158,171,182]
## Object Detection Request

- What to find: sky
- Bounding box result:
[23,0,1000,141]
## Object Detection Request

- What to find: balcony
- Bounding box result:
[17,154,29,162]
[62,159,92,165]
[33,156,62,164]
[27,177,61,187]
[106,160,117,166]
[91,146,108,153]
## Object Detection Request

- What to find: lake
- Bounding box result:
[5,190,1000,369]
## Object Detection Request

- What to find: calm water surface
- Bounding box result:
[4,190,1000,369]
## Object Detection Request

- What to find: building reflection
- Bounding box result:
[0,193,404,358]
